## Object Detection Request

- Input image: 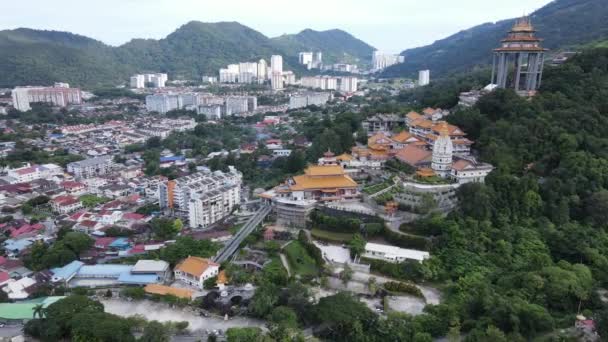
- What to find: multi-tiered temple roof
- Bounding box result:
[494,17,547,52]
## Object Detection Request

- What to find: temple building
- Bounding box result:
[260,165,360,227]
[491,17,547,94]
[431,122,454,178]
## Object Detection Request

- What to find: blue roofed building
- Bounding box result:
[160,156,185,163]
[108,238,131,250]
[48,260,167,288]
[3,238,35,257]
[117,273,160,285]
[50,260,85,285]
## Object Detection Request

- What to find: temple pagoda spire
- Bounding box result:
[491,16,548,94]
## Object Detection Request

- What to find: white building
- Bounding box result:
[130,75,145,89]
[300,76,338,90]
[450,159,494,184]
[67,156,114,179]
[431,122,454,178]
[338,76,358,93]
[257,59,268,83]
[11,85,82,112]
[289,92,332,109]
[271,72,284,91]
[271,55,283,74]
[159,167,242,228]
[363,242,430,263]
[7,163,63,184]
[219,69,239,83]
[145,94,181,113]
[239,62,258,84]
[225,96,257,116]
[198,104,223,120]
[272,149,292,157]
[419,70,430,86]
[299,52,314,69]
[174,257,219,289]
[372,51,405,71]
[152,73,168,88]
[201,76,218,84]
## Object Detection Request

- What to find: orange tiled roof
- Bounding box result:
[411,119,433,129]
[423,108,438,115]
[144,284,194,299]
[452,159,473,171]
[406,111,423,120]
[175,257,219,277]
[336,153,353,161]
[392,131,416,143]
[304,165,345,177]
[290,174,358,191]
[368,132,392,145]
[395,145,432,166]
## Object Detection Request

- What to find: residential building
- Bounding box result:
[219,68,239,83]
[201,76,218,84]
[283,71,296,86]
[363,242,430,263]
[362,114,406,134]
[7,163,62,184]
[299,52,314,68]
[271,55,283,74]
[339,76,358,92]
[371,51,405,71]
[271,72,284,90]
[418,70,430,86]
[198,104,223,120]
[174,257,219,289]
[300,76,338,90]
[11,85,82,112]
[130,75,145,89]
[257,59,268,82]
[225,96,257,116]
[67,156,114,179]
[159,168,242,228]
[288,92,332,109]
[50,195,83,214]
[132,73,168,88]
[145,94,180,113]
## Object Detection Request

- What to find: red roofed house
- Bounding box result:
[0,271,10,286]
[94,237,116,250]
[9,223,44,238]
[51,195,83,214]
[60,181,86,195]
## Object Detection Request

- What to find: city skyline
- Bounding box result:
[1,0,553,53]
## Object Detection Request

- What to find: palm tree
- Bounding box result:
[32,304,45,319]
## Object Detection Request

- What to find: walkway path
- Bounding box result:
[279,253,292,277]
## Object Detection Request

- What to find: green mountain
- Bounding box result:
[271,28,375,65]
[383,0,608,78]
[0,22,374,88]
[0,28,131,88]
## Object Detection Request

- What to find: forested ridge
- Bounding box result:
[0,22,374,88]
[396,47,608,340]
[383,0,608,78]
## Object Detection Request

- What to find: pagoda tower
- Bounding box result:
[491,17,548,93]
[431,122,453,178]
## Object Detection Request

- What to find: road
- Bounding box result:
[213,205,271,263]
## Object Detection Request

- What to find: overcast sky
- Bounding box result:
[1,0,553,52]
